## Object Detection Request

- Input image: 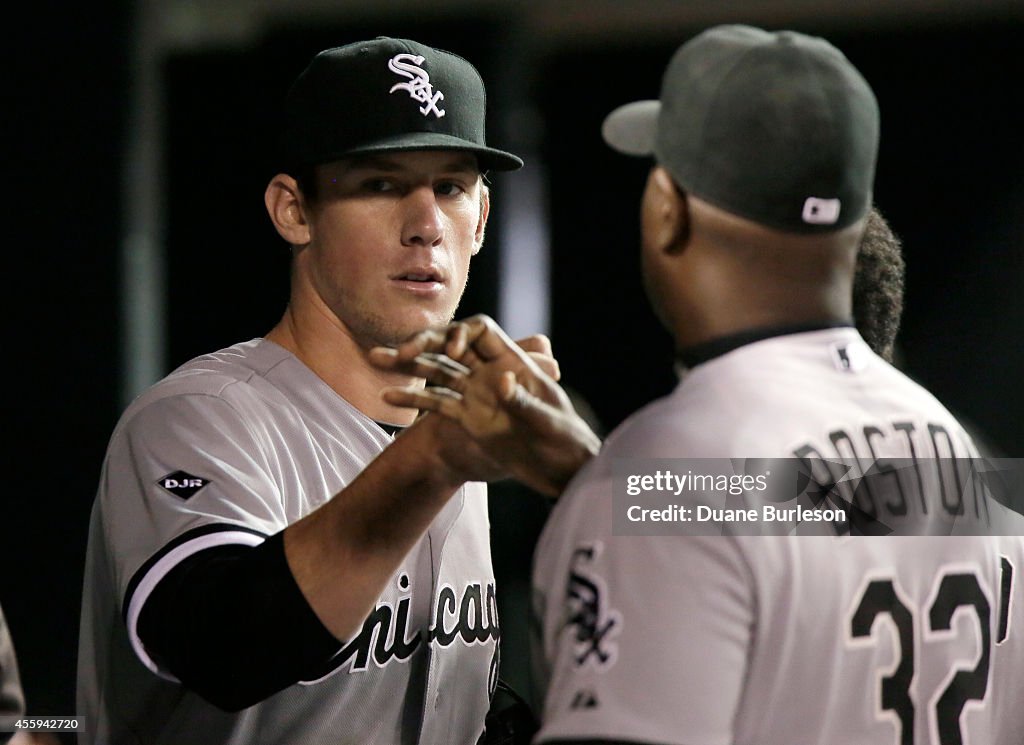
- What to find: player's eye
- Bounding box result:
[435,181,466,197]
[362,179,397,193]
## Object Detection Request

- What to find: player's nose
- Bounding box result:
[401,187,444,247]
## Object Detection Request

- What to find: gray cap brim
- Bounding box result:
[601,100,661,156]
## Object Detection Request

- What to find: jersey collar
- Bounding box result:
[374,421,406,437]
[677,320,855,369]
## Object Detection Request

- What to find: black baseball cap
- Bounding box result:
[283,37,523,172]
[602,25,879,233]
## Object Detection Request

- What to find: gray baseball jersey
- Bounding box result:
[78,339,498,745]
[533,327,1024,745]
[0,604,25,733]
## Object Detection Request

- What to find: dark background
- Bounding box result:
[6,1,1023,737]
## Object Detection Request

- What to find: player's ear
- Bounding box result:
[265,173,312,247]
[642,166,689,255]
[471,183,490,255]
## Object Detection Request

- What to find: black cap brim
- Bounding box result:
[333,132,524,172]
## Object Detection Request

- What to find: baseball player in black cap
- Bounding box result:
[77,36,567,745]
[372,25,1024,745]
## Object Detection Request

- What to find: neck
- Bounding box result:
[669,265,854,349]
[266,306,421,426]
[668,201,861,349]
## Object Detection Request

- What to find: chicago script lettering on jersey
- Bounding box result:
[429,581,500,646]
[301,575,498,683]
[388,53,446,118]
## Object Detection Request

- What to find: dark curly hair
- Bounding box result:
[853,207,905,363]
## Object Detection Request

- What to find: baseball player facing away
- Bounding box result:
[76,37,588,745]
[372,25,1024,745]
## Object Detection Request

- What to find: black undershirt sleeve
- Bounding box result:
[136,530,342,711]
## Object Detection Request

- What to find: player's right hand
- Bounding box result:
[372,314,560,383]
[369,314,562,407]
[369,315,601,496]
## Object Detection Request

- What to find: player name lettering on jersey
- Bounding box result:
[793,418,992,533]
[301,577,498,683]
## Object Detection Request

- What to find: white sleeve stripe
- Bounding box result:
[126,530,266,680]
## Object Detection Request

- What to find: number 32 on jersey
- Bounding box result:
[846,558,1015,745]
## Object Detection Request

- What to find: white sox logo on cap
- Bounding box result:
[388,53,446,118]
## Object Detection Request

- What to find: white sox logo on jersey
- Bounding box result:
[300,574,498,683]
[565,544,621,669]
[388,53,446,118]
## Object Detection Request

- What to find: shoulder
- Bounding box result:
[676,328,972,451]
[154,338,289,399]
[594,386,724,460]
[96,341,309,465]
[117,340,292,427]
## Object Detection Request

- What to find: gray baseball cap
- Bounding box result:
[284,37,523,172]
[602,25,879,233]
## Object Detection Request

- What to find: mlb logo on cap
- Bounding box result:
[802,197,841,225]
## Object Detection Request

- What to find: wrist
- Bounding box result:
[400,414,472,491]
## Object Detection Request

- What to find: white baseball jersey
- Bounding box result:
[533,327,1024,745]
[78,338,498,745]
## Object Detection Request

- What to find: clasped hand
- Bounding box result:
[368,315,601,496]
